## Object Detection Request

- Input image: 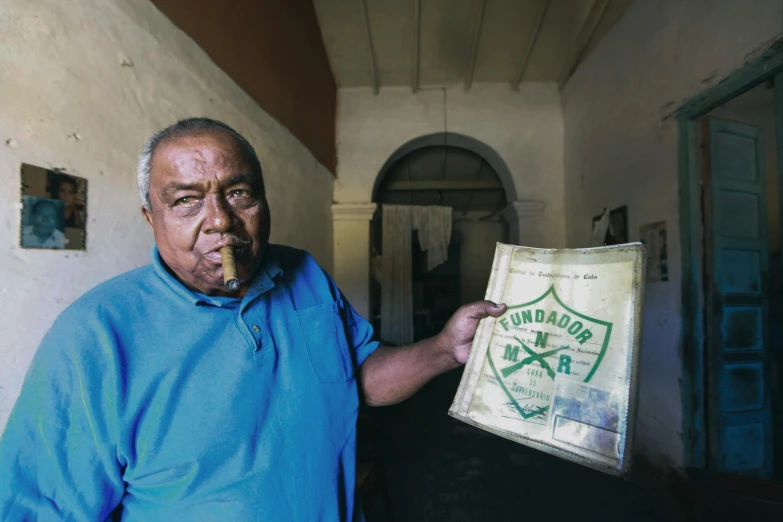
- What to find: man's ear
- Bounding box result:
[142,206,154,229]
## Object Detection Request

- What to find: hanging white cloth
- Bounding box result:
[411,205,453,271]
[381,205,414,346]
[379,204,453,346]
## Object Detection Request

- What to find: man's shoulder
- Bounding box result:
[270,244,334,282]
[36,264,160,361]
[269,243,321,271]
[21,227,37,244]
[51,229,66,248]
[268,244,338,299]
[57,264,158,323]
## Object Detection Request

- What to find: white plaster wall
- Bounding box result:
[335,84,565,247]
[562,0,783,471]
[333,218,373,316]
[0,0,333,433]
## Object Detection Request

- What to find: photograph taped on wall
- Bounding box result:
[592,206,628,246]
[20,163,87,250]
[639,222,668,283]
[449,243,646,475]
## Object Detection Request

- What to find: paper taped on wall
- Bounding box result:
[449,243,646,475]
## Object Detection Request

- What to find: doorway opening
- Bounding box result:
[364,136,521,520]
[679,41,783,516]
[699,80,783,480]
[370,141,509,343]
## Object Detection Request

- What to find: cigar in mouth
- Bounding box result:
[219,246,240,292]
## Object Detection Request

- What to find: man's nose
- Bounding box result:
[203,195,234,233]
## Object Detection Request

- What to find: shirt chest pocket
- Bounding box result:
[296,302,354,383]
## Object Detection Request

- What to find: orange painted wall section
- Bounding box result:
[151,0,336,172]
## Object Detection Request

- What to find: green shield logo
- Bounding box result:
[485,286,613,424]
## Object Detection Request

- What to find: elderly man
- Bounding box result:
[0,118,505,521]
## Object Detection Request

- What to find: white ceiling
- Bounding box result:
[313,0,634,91]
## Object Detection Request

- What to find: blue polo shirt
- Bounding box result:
[0,244,379,521]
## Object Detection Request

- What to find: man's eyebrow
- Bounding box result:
[161,182,203,198]
[160,174,258,198]
[223,173,257,187]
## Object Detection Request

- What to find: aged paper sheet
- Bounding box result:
[449,243,646,475]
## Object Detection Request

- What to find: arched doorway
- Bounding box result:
[372,132,517,202]
[364,135,524,520]
[370,134,513,344]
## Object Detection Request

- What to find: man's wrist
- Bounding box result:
[431,333,461,370]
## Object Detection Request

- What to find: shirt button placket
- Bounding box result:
[251,324,262,352]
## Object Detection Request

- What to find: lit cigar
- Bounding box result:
[219,246,240,292]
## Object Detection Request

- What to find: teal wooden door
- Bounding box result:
[704,117,773,477]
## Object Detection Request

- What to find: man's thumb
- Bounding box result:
[465,300,506,319]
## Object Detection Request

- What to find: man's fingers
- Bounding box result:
[462,300,506,320]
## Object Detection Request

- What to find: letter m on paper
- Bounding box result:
[503,344,519,362]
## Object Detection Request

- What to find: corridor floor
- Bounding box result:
[364,368,684,522]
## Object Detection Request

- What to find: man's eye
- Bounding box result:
[230,189,252,198]
[175,196,198,207]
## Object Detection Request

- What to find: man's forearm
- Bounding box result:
[359,301,505,406]
[359,337,460,406]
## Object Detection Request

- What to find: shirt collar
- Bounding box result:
[151,244,283,307]
[240,245,283,311]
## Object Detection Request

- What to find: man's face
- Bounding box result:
[33,203,58,238]
[142,132,270,296]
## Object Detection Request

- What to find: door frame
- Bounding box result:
[678,39,783,469]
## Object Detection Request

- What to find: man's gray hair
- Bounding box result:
[137,117,263,210]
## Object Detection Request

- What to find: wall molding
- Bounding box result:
[500,200,545,221]
[332,202,377,222]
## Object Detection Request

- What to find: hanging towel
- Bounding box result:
[380,205,414,346]
[412,205,453,271]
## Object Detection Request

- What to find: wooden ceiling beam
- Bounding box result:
[558,0,609,89]
[464,0,486,91]
[360,0,379,94]
[511,0,551,91]
[385,180,503,191]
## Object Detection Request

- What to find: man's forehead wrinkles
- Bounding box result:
[149,136,255,205]
[168,145,242,174]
